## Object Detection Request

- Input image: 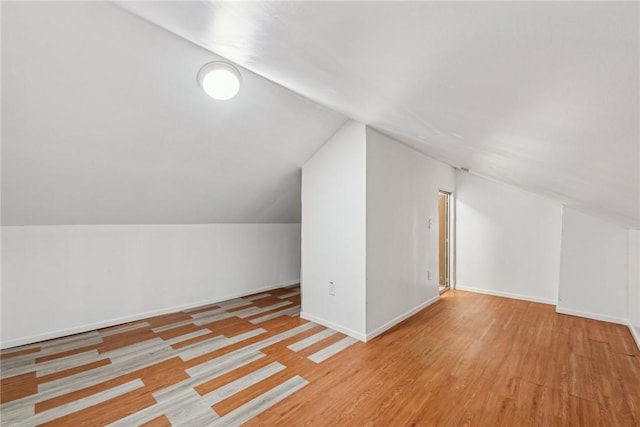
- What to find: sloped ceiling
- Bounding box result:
[117,1,640,229]
[3,2,638,229]
[1,1,347,225]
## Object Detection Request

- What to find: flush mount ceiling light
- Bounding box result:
[197,61,241,100]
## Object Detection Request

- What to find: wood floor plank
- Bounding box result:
[212,371,304,418]
[212,375,308,426]
[27,379,144,426]
[287,328,337,352]
[38,388,157,427]
[36,359,112,386]
[308,336,358,363]
[0,347,40,360]
[139,415,172,427]
[193,356,275,396]
[0,372,37,404]
[34,344,102,364]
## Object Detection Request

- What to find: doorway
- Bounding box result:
[438,191,451,293]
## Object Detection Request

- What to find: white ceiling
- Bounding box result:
[117,0,640,228]
[3,2,639,228]
[1,1,346,225]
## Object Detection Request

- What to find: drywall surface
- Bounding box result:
[365,128,454,337]
[557,207,628,323]
[628,230,639,340]
[2,1,346,225]
[1,224,300,348]
[301,121,367,339]
[120,1,640,229]
[456,172,562,304]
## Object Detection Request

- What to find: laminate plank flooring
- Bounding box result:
[2,287,639,426]
[248,291,640,426]
[0,285,333,426]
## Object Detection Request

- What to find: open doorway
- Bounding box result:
[438,191,451,293]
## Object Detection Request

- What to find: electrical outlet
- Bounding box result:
[329,281,335,296]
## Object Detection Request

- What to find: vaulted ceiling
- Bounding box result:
[3,1,639,228]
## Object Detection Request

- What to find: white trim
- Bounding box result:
[455,285,555,305]
[627,321,640,351]
[0,280,300,349]
[366,295,440,341]
[299,312,367,342]
[284,282,300,289]
[555,306,628,325]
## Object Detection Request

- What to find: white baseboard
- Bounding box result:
[366,295,440,341]
[0,280,300,350]
[627,322,640,351]
[555,306,628,325]
[283,282,301,289]
[299,312,367,342]
[455,285,555,305]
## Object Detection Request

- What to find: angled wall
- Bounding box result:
[300,121,368,339]
[454,172,637,348]
[557,207,629,324]
[302,129,637,345]
[365,129,454,339]
[301,123,454,341]
[456,172,562,304]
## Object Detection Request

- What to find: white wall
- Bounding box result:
[456,172,562,304]
[300,121,367,339]
[1,224,300,348]
[365,129,454,338]
[557,207,628,323]
[629,230,640,345]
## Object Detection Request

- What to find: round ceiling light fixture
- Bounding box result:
[197,61,241,100]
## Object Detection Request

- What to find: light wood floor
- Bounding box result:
[2,287,639,426]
